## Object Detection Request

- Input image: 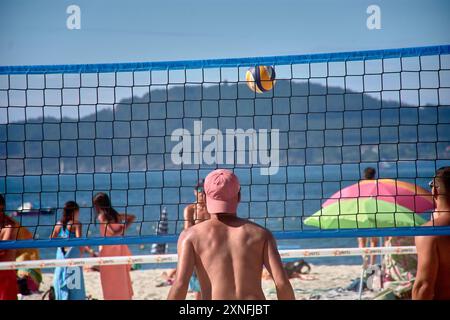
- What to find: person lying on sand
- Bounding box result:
[157,269,177,287]
[262,259,317,281]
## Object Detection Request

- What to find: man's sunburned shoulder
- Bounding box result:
[178,216,273,239]
[178,224,199,240]
[240,218,272,234]
[425,215,450,227]
[415,233,439,250]
[417,216,450,246]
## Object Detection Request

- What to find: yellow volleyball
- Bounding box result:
[245,65,276,93]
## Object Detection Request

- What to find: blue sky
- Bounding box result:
[1,0,449,66]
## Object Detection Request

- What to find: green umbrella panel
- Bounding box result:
[304,198,427,229]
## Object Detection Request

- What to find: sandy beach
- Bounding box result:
[22,265,376,300]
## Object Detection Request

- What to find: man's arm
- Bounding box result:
[183,205,194,230]
[263,231,295,300]
[167,230,196,300]
[412,236,439,300]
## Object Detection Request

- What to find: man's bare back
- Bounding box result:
[168,168,294,300]
[186,216,268,299]
[170,215,294,300]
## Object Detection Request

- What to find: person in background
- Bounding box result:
[1,203,44,296]
[358,167,379,266]
[412,167,450,300]
[51,200,95,300]
[93,192,135,300]
[14,223,43,296]
[158,180,209,296]
[181,179,210,300]
[0,194,19,300]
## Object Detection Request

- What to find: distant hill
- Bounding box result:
[1,79,440,175]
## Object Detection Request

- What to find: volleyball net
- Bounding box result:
[1,45,450,250]
[0,246,417,270]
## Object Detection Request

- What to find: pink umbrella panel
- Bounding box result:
[322,179,434,214]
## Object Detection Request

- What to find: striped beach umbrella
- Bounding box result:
[322,179,433,214]
[151,207,168,254]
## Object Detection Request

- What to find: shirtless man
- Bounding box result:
[0,194,19,300]
[183,180,210,300]
[168,169,295,300]
[412,166,450,300]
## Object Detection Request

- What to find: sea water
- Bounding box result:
[1,161,440,268]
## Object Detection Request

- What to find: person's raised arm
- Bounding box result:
[106,213,136,236]
[167,231,196,300]
[119,213,136,230]
[412,236,438,300]
[183,205,194,230]
[263,231,295,300]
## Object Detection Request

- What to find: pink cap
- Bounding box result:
[204,169,241,214]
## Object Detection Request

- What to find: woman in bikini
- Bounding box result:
[92,192,135,300]
[51,201,95,300]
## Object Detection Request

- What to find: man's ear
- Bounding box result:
[432,178,439,198]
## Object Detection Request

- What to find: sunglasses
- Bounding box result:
[429,180,439,189]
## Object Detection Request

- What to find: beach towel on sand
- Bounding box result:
[373,237,416,300]
[53,246,87,300]
[99,245,134,300]
[53,227,86,300]
[0,270,18,300]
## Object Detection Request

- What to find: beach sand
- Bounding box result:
[22,265,376,300]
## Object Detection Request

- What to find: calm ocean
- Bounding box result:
[2,163,439,268]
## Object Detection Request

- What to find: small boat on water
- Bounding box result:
[13,202,55,216]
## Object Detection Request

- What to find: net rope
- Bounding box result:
[1,45,450,250]
[0,246,417,270]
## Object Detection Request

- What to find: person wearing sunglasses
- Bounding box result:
[181,179,210,300]
[413,166,450,300]
[184,179,210,229]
